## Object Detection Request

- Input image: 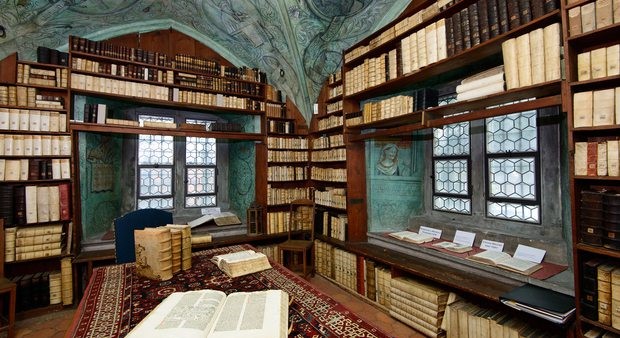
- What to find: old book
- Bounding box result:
[608,140,619,176]
[593,89,616,126]
[126,289,288,338]
[468,3,480,46]
[582,2,596,33]
[516,33,532,87]
[426,22,438,65]
[388,230,434,244]
[460,7,472,50]
[599,142,609,176]
[165,224,192,270]
[478,0,490,42]
[578,51,592,81]
[436,18,447,61]
[61,257,72,305]
[58,183,71,220]
[191,234,212,245]
[431,241,473,253]
[597,0,614,28]
[502,38,520,89]
[499,284,575,324]
[4,160,20,181]
[592,47,608,79]
[211,250,272,278]
[529,28,545,84]
[497,0,510,34]
[588,141,599,176]
[608,45,620,76]
[543,23,561,81]
[188,212,241,227]
[519,0,532,24]
[452,12,463,54]
[134,227,173,281]
[49,271,62,305]
[568,7,582,36]
[507,1,521,30]
[168,228,182,274]
[0,108,8,130]
[615,0,620,23]
[5,227,16,262]
[617,87,620,125]
[573,91,594,128]
[48,185,60,221]
[488,0,500,38]
[25,185,37,224]
[36,186,49,223]
[417,26,427,68]
[467,250,543,275]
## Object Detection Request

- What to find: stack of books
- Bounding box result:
[389,276,449,337]
[456,65,505,102]
[10,224,63,261]
[375,265,392,310]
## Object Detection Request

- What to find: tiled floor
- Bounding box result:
[13,274,424,338]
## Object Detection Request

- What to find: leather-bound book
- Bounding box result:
[134,227,173,281]
[507,1,521,30]
[488,0,500,38]
[460,7,472,50]
[452,11,463,54]
[519,0,532,24]
[497,0,510,34]
[478,0,490,42]
[468,3,481,46]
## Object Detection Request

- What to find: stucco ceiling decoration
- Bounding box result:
[0,0,407,122]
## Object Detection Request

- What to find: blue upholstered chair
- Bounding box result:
[113,208,173,264]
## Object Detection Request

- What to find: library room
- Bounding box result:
[0,0,616,337]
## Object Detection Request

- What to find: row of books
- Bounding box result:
[5,224,63,262]
[400,19,447,79]
[265,102,286,118]
[344,0,451,63]
[36,46,69,66]
[134,225,192,281]
[333,247,358,292]
[311,134,344,150]
[175,89,264,111]
[175,72,263,96]
[328,84,342,99]
[502,23,561,91]
[317,114,343,131]
[573,88,620,128]
[73,57,175,84]
[11,184,71,225]
[326,100,342,114]
[346,46,401,95]
[579,190,620,249]
[390,276,449,338]
[265,85,284,102]
[581,259,620,327]
[267,150,308,162]
[266,136,308,150]
[345,111,364,127]
[208,122,242,132]
[314,240,334,277]
[0,108,68,132]
[17,64,68,88]
[266,186,311,206]
[577,44,620,82]
[328,213,348,241]
[0,85,64,109]
[264,209,312,235]
[575,140,620,177]
[254,243,279,262]
[314,187,347,210]
[267,165,308,182]
[311,167,346,183]
[70,37,268,83]
[456,65,505,102]
[13,271,54,312]
[328,70,342,84]
[568,0,619,37]
[361,95,414,124]
[0,134,72,156]
[1,158,71,182]
[310,148,347,162]
[267,120,295,134]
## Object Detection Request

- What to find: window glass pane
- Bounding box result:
[434,159,468,195]
[187,168,216,194]
[139,168,173,196]
[186,137,216,165]
[138,197,173,210]
[433,122,470,156]
[486,110,537,153]
[433,196,471,213]
[185,195,216,208]
[488,157,536,200]
[487,201,539,223]
[138,135,174,165]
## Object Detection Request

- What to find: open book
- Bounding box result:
[388,230,434,244]
[126,289,288,338]
[431,241,473,253]
[211,250,272,278]
[467,250,543,275]
[188,212,241,228]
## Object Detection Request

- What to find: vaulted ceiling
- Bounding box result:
[0,0,408,122]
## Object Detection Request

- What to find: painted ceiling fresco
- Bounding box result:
[0,0,407,122]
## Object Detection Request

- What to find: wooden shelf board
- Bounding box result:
[70,121,264,141]
[0,104,67,112]
[576,243,620,258]
[567,23,620,50]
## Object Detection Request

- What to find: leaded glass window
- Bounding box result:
[138,115,174,209]
[432,122,471,214]
[485,111,540,223]
[184,118,217,208]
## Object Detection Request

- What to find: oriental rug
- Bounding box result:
[65,244,390,338]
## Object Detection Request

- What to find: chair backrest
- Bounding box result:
[287,198,315,241]
[114,208,173,264]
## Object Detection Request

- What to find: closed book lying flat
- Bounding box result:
[499,284,575,324]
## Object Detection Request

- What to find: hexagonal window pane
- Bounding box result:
[486,111,537,153]
[433,122,470,156]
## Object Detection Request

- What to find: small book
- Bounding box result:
[431,241,473,253]
[188,212,242,228]
[467,250,543,275]
[211,249,272,278]
[388,230,434,244]
[126,289,289,338]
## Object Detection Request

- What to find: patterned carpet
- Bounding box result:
[66,245,390,338]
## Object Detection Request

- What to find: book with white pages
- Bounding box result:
[431,241,473,253]
[126,289,289,338]
[467,250,543,275]
[211,250,272,278]
[388,230,434,244]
